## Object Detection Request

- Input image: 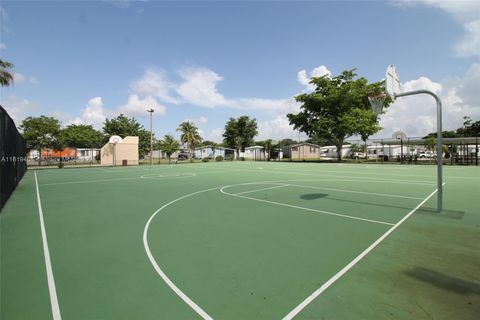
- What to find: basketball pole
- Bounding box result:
[394,89,443,212]
[147,108,154,165]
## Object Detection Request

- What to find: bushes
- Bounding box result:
[202,157,210,162]
[225,155,234,161]
[215,155,223,162]
[240,157,246,161]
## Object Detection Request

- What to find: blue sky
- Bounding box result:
[1,0,479,142]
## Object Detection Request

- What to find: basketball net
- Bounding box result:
[368,93,387,116]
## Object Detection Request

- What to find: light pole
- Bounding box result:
[147,108,154,165]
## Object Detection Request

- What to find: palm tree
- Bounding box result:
[0,59,14,87]
[160,134,180,164]
[176,121,202,160]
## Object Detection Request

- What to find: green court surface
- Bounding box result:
[1,162,479,319]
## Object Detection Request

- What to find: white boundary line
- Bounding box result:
[281,184,443,320]
[34,172,62,320]
[221,185,394,226]
[143,187,219,320]
[286,183,424,200]
[234,184,290,195]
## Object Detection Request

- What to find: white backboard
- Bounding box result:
[109,135,123,144]
[392,131,407,140]
[386,65,401,97]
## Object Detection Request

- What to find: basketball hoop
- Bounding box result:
[368,93,387,116]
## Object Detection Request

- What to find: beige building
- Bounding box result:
[100,136,139,166]
[290,143,321,160]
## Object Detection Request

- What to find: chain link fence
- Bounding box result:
[1,105,27,210]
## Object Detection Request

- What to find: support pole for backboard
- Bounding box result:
[395,89,443,212]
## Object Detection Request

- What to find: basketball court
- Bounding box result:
[1,162,479,319]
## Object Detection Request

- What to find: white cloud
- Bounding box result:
[118,94,166,117]
[257,115,308,141]
[29,77,39,85]
[235,97,300,114]
[394,0,480,22]
[183,116,209,126]
[297,65,331,92]
[456,20,480,57]
[0,43,6,49]
[176,68,230,108]
[395,0,480,57]
[310,65,331,78]
[12,72,39,85]
[0,96,40,124]
[13,72,26,83]
[376,64,480,138]
[297,70,310,87]
[207,127,224,142]
[130,69,179,104]
[78,97,109,127]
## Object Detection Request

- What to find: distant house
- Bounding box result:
[320,145,352,159]
[367,145,411,161]
[289,143,321,160]
[243,146,265,161]
[194,146,235,159]
[76,148,100,161]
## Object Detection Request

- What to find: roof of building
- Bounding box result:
[290,142,321,148]
[371,136,479,145]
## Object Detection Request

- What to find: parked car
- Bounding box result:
[418,151,436,158]
[350,152,367,159]
[177,153,189,160]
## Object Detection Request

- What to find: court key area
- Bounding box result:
[1,162,479,319]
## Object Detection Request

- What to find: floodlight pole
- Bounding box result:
[147,108,154,165]
[394,90,443,212]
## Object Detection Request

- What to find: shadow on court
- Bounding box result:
[416,207,465,220]
[300,193,328,200]
[405,267,480,295]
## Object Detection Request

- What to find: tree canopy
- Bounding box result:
[177,121,202,159]
[159,134,180,163]
[20,116,61,151]
[60,124,104,148]
[103,114,151,157]
[0,59,14,87]
[287,69,390,161]
[223,116,258,156]
[456,116,480,137]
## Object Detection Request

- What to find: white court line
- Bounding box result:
[286,183,424,200]
[143,187,219,320]
[221,186,394,226]
[213,165,437,186]
[234,184,290,195]
[34,172,62,320]
[39,168,245,186]
[281,184,443,320]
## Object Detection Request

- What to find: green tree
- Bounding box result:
[0,59,14,87]
[278,138,297,148]
[425,137,436,152]
[287,69,390,162]
[423,131,458,139]
[201,140,217,147]
[60,124,104,148]
[19,116,61,165]
[176,121,202,159]
[223,116,258,158]
[456,116,480,137]
[103,114,152,158]
[159,134,180,164]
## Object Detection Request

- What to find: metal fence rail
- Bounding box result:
[1,105,27,210]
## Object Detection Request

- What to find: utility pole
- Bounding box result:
[147,108,154,165]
